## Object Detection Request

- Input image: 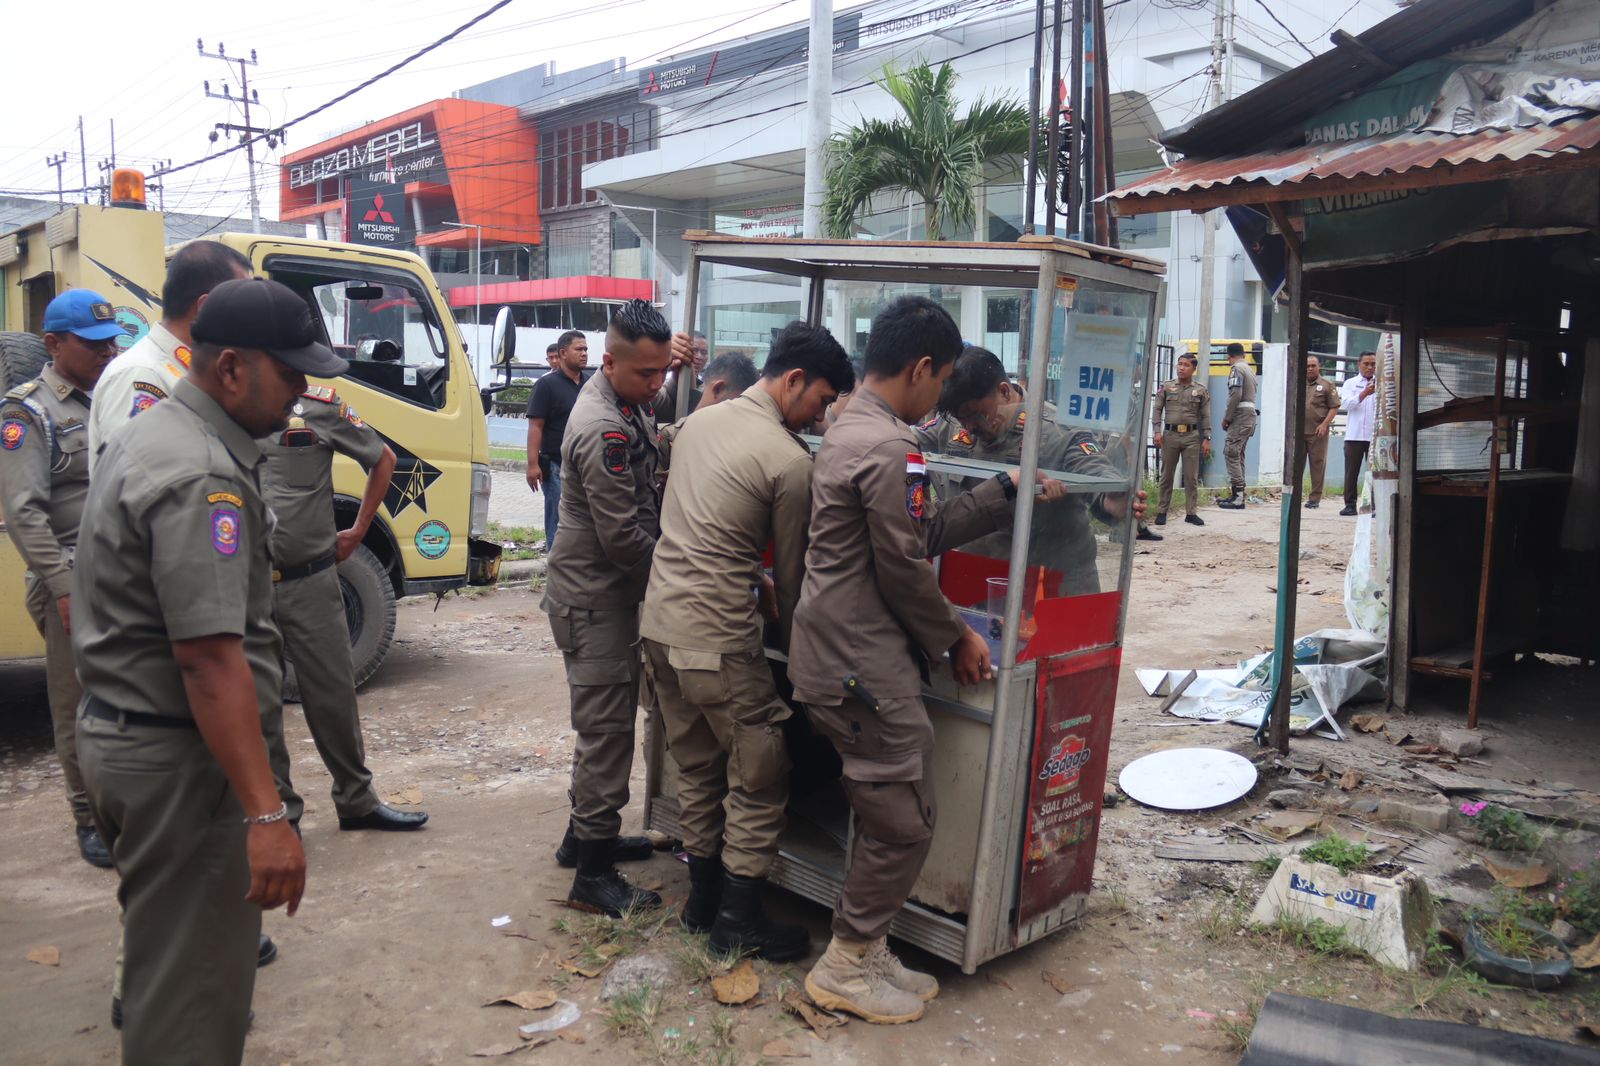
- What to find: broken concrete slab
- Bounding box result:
[1437,729,1485,758]
[1374,796,1454,832]
[1249,857,1436,971]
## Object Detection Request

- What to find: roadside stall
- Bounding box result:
[1106,0,1600,741]
[643,234,1164,972]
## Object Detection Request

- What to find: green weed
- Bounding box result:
[1299,834,1371,875]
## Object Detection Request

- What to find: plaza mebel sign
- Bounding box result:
[290,121,440,189]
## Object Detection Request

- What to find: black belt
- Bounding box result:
[1166,423,1199,433]
[84,695,196,730]
[273,552,336,584]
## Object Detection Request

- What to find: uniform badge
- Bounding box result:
[619,404,633,419]
[211,507,241,556]
[1,419,27,450]
[906,479,927,520]
[905,452,926,476]
[952,428,973,446]
[602,430,630,474]
[130,392,159,418]
[1016,410,1027,427]
[288,416,307,430]
[916,416,939,431]
[344,405,364,428]
[1078,441,1101,455]
[174,344,193,369]
[207,491,244,507]
[303,384,337,403]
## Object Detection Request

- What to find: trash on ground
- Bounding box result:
[1249,856,1435,971]
[519,1000,581,1037]
[1260,810,1325,840]
[781,988,845,1040]
[1041,969,1074,994]
[1117,748,1258,811]
[1137,629,1385,738]
[490,915,512,928]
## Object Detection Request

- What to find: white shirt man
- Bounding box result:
[1338,351,1378,515]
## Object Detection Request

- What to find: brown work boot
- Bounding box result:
[866,939,939,1001]
[804,936,926,1024]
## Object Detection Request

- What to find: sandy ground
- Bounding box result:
[3,498,1598,1065]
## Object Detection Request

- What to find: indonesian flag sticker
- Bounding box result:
[905,452,926,476]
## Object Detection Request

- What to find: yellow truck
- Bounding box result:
[0,182,502,688]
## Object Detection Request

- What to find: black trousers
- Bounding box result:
[1344,440,1370,509]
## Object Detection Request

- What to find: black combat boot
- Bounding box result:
[681,853,724,934]
[708,872,810,961]
[568,838,662,917]
[1217,485,1245,509]
[554,820,655,868]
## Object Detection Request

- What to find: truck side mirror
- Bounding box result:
[480,387,494,416]
[491,305,516,370]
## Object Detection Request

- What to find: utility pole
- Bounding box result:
[1023,0,1046,234]
[1045,0,1065,234]
[77,117,89,204]
[1194,0,1230,368]
[149,159,173,212]
[46,153,68,205]
[200,41,273,234]
[801,0,833,238]
[1066,0,1083,237]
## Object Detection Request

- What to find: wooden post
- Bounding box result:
[1389,266,1424,713]
[1262,202,1306,753]
[1467,331,1509,728]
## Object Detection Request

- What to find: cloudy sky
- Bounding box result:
[1,0,832,218]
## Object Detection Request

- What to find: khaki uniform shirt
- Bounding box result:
[1304,377,1339,435]
[0,365,92,598]
[642,386,812,655]
[1224,361,1258,422]
[789,389,1011,704]
[71,379,282,721]
[545,371,661,610]
[1151,377,1211,438]
[89,322,190,470]
[258,385,385,567]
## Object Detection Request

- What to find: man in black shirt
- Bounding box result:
[525,330,591,547]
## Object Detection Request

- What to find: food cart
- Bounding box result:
[644,235,1165,972]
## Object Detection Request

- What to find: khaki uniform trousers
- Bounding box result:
[78,713,259,1066]
[268,567,379,818]
[803,694,936,942]
[548,599,642,840]
[1158,429,1202,517]
[642,640,791,878]
[24,575,90,828]
[1298,432,1330,503]
[1224,410,1256,491]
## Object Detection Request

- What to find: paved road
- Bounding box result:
[488,414,525,448]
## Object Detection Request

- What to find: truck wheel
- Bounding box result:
[0,333,49,391]
[282,545,397,703]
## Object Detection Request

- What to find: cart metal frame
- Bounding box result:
[646,234,1165,972]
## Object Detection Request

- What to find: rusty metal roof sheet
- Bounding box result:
[1109,115,1600,213]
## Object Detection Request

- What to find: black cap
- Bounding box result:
[191,277,349,377]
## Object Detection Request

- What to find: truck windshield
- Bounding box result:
[265,257,449,410]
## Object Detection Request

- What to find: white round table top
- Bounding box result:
[1117,747,1258,811]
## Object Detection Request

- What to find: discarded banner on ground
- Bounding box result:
[1136,629,1386,738]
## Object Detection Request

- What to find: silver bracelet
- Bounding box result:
[244,801,289,826]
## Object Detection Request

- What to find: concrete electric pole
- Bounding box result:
[200,41,279,234]
[1193,0,1231,367]
[801,0,833,238]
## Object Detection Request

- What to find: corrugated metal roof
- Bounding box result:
[1109,115,1600,212]
[1160,0,1535,157]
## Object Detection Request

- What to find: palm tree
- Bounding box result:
[823,61,1031,241]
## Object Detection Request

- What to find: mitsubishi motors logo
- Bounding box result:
[364,194,395,224]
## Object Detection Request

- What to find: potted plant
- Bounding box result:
[1463,889,1573,990]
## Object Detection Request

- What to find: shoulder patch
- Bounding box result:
[905,452,926,476]
[302,384,338,404]
[906,479,927,520]
[1,419,28,450]
[602,431,629,474]
[174,344,193,370]
[916,416,939,431]
[342,404,364,428]
[211,506,241,556]
[129,382,164,419]
[1077,440,1101,456]
[207,491,244,507]
[3,380,39,402]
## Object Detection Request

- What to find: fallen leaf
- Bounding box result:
[1352,715,1385,733]
[387,786,424,806]
[711,959,760,1005]
[1042,969,1074,994]
[26,946,59,967]
[985,971,1015,991]
[782,989,845,1040]
[1384,729,1414,747]
[596,943,623,960]
[484,989,558,1010]
[1573,935,1600,970]
[1339,770,1364,791]
[1261,810,1323,840]
[470,1042,530,1057]
[761,1038,812,1058]
[1483,858,1550,889]
[557,1031,587,1046]
[558,957,610,979]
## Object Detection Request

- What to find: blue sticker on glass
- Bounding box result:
[415,520,450,560]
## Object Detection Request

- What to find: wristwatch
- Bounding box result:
[995,471,1018,500]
